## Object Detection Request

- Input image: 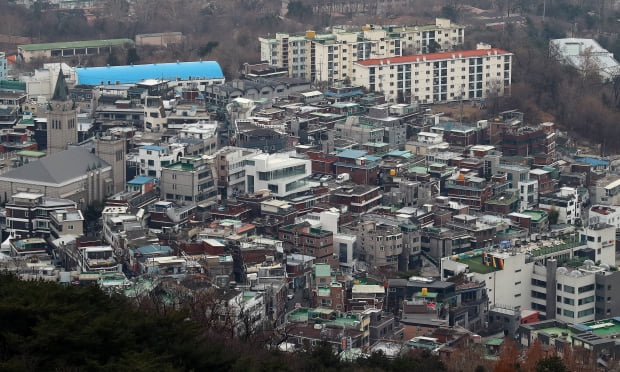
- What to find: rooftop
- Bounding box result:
[580,318,620,338]
[457,256,501,274]
[19,38,133,51]
[521,210,547,222]
[355,48,511,67]
[139,145,165,151]
[127,176,155,185]
[0,148,110,185]
[76,60,224,85]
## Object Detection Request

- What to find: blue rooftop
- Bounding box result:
[575,157,610,167]
[434,121,476,132]
[135,245,173,256]
[386,150,408,157]
[324,89,363,98]
[127,176,154,185]
[365,155,381,162]
[139,145,165,151]
[76,61,224,85]
[337,149,367,159]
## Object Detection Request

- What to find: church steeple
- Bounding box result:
[52,68,70,101]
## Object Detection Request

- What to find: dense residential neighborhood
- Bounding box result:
[4,0,620,370]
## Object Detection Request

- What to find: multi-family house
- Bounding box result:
[279,222,335,267]
[539,187,581,225]
[129,144,185,179]
[213,146,261,200]
[355,220,404,272]
[244,153,311,198]
[5,192,77,238]
[445,172,492,210]
[159,156,218,208]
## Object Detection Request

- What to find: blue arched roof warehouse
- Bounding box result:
[75,61,224,85]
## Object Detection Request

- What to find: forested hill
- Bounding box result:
[0,273,448,371]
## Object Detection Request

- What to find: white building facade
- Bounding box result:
[244,153,311,198]
[259,18,464,84]
[129,144,185,179]
[352,45,513,104]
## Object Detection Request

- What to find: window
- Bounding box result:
[563,309,574,317]
[578,296,594,306]
[564,285,575,294]
[578,308,594,317]
[578,284,595,294]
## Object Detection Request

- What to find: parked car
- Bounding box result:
[320,175,333,182]
[312,173,322,180]
[336,173,350,183]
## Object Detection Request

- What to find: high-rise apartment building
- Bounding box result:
[259,18,464,84]
[353,45,513,104]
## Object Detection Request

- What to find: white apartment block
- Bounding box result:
[259,18,464,84]
[405,131,449,155]
[353,44,513,104]
[539,187,581,225]
[244,153,311,198]
[518,179,538,212]
[442,224,616,314]
[214,146,262,199]
[589,205,620,228]
[129,144,185,179]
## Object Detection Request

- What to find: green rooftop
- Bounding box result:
[486,195,518,205]
[363,142,389,148]
[315,263,331,277]
[409,166,428,174]
[17,118,35,125]
[415,291,438,298]
[19,38,134,51]
[581,320,620,337]
[0,80,26,91]
[288,308,361,328]
[537,326,575,343]
[16,150,45,158]
[531,239,581,257]
[485,338,505,346]
[458,256,501,274]
[521,210,547,222]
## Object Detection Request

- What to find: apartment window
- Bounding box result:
[578,284,595,294]
[578,308,594,317]
[578,296,594,305]
[563,309,574,317]
[564,285,575,294]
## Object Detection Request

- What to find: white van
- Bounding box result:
[336,173,350,183]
